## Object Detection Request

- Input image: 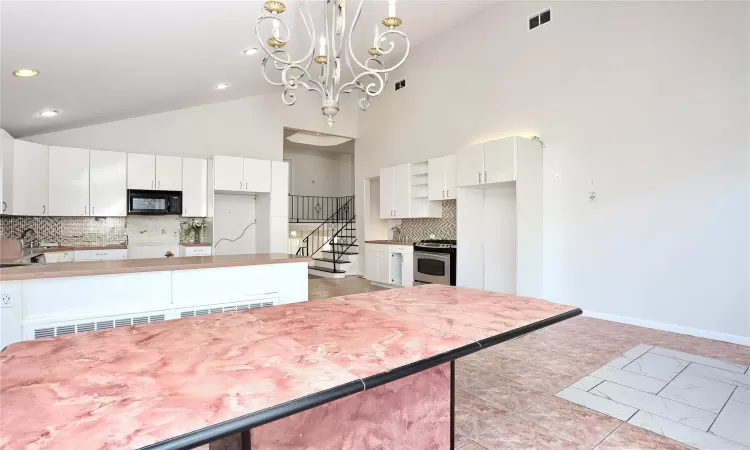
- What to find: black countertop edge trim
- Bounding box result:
[139,308,582,450]
[477,308,582,349]
[360,342,481,390]
[138,380,364,450]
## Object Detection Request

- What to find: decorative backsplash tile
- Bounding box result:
[400,200,456,241]
[0,216,127,246]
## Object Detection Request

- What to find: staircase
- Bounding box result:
[296,197,357,278]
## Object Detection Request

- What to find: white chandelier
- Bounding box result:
[255,0,410,127]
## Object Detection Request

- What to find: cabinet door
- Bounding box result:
[392,163,410,218]
[13,140,49,216]
[213,156,243,191]
[270,161,289,217]
[269,216,289,253]
[456,143,484,187]
[444,154,457,199]
[48,146,89,216]
[376,250,390,284]
[155,155,182,191]
[379,167,394,219]
[365,250,379,281]
[427,157,446,201]
[243,158,271,193]
[127,153,156,190]
[1,129,13,214]
[484,138,516,184]
[181,157,207,217]
[90,150,127,217]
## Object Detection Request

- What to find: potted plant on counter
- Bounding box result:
[186,218,207,244]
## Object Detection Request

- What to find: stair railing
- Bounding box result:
[329,215,357,273]
[296,196,354,258]
[289,195,354,223]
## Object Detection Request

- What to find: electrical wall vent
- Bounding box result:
[32,314,165,340]
[529,9,551,30]
[394,79,406,91]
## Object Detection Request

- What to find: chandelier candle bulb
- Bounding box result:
[389,0,396,18]
[272,19,280,38]
[319,34,326,56]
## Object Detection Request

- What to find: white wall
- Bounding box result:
[283,146,354,197]
[356,2,750,340]
[212,194,256,255]
[25,93,359,161]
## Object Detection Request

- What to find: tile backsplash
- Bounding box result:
[399,200,456,241]
[0,216,127,246]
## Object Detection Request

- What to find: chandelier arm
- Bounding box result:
[335,70,385,100]
[301,0,316,71]
[255,2,316,67]
[281,65,323,94]
[334,0,346,58]
[346,1,410,74]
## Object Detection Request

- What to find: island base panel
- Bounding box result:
[208,362,452,450]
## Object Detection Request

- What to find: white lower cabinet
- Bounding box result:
[179,245,212,257]
[74,249,127,261]
[43,251,74,263]
[365,244,413,286]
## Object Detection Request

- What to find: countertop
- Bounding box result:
[0,253,312,281]
[179,242,212,247]
[0,285,580,449]
[40,244,128,252]
[365,240,415,245]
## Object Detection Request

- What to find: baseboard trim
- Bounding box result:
[583,310,750,346]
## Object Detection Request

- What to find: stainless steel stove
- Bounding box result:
[413,239,457,286]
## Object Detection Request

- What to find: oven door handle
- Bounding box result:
[414,251,451,260]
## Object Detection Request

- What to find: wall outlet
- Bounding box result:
[589,192,597,202]
[1,290,14,308]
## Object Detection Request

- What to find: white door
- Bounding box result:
[444,154,457,200]
[379,167,394,219]
[270,161,289,217]
[456,143,485,187]
[181,157,207,217]
[127,153,156,190]
[243,158,271,193]
[48,146,89,216]
[427,157,446,201]
[1,129,13,214]
[392,163,410,218]
[484,138,516,184]
[90,150,127,217]
[376,250,390,284]
[13,140,49,216]
[365,250,378,281]
[155,155,182,191]
[213,155,243,192]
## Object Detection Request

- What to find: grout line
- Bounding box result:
[590,421,625,449]
[654,361,692,396]
[706,385,737,432]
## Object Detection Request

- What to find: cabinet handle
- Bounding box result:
[240,181,242,189]
[152,180,154,188]
[484,171,487,183]
[42,205,45,214]
[92,206,95,215]
[84,205,87,215]
[158,181,161,189]
[442,190,445,198]
[2,201,6,212]
[245,182,248,190]
[447,189,449,197]
[478,172,481,183]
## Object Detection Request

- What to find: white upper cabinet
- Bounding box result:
[457,143,485,187]
[379,167,394,219]
[1,129,14,214]
[155,155,182,191]
[243,158,271,193]
[213,155,244,192]
[12,140,49,216]
[484,138,516,184]
[444,154,457,199]
[427,155,457,200]
[428,157,446,201]
[392,163,410,218]
[90,150,127,217]
[127,153,156,190]
[182,157,207,217]
[48,146,90,216]
[270,161,289,217]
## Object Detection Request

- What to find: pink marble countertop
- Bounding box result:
[0,285,579,449]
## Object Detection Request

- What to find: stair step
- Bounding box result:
[314,258,352,264]
[332,243,358,247]
[308,266,347,274]
[321,250,358,256]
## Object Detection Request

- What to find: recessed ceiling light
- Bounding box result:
[13,69,39,77]
[215,83,230,90]
[38,110,59,117]
[242,47,259,55]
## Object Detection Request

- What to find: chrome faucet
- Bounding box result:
[19,228,39,249]
[391,226,404,243]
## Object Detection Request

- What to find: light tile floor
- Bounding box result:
[307,279,750,449]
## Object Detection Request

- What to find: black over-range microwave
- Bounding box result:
[127,190,182,215]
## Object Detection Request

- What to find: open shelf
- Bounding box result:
[411,161,428,176]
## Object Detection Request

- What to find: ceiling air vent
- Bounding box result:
[529,9,551,30]
[394,79,406,92]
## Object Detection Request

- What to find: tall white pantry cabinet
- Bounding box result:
[456,136,543,298]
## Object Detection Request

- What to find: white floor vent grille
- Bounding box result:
[33,314,165,340]
[179,301,274,318]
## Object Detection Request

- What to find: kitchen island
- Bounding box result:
[0,254,310,349]
[0,285,580,449]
